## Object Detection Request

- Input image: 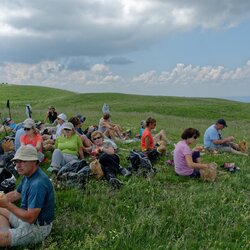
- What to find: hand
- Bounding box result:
[227,136,235,142]
[0,193,8,208]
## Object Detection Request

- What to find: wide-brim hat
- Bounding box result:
[23,118,35,129]
[12,145,38,161]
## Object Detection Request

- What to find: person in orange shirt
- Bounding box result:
[20,119,44,162]
[141,117,167,162]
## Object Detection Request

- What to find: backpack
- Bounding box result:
[0,168,16,193]
[128,150,155,177]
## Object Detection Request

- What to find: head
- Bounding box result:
[68,116,81,128]
[215,118,227,130]
[3,118,12,125]
[77,114,86,124]
[12,145,39,177]
[181,128,200,144]
[36,121,44,130]
[146,117,156,129]
[23,118,36,134]
[91,131,104,145]
[103,113,111,120]
[62,122,75,137]
[57,113,67,125]
[49,105,55,111]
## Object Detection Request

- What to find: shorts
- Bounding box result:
[9,213,52,247]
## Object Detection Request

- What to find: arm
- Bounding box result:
[185,155,209,170]
[145,136,151,150]
[0,195,41,224]
[212,136,234,145]
[78,147,84,159]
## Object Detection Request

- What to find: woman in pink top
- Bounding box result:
[20,118,44,162]
[174,128,212,178]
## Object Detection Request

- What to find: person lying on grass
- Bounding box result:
[204,118,248,156]
[174,128,215,178]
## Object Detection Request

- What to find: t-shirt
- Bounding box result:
[174,140,193,176]
[55,134,83,156]
[17,168,55,224]
[141,127,154,151]
[204,124,221,148]
[20,133,43,152]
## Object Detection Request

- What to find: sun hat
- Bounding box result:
[12,145,38,162]
[63,122,74,130]
[57,113,67,122]
[23,118,35,129]
[217,118,227,127]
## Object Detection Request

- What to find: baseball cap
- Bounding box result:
[217,118,227,127]
[57,113,67,122]
[63,122,74,130]
[77,114,86,123]
[12,145,38,162]
[23,118,35,129]
[3,118,11,124]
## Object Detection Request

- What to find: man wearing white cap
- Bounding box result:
[0,145,55,247]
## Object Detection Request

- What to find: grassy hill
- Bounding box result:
[1,84,250,249]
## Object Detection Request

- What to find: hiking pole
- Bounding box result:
[6,99,11,120]
[0,112,8,136]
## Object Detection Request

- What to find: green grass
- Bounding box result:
[1,84,250,249]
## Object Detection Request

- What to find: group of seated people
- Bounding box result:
[0,104,249,247]
[1,107,248,184]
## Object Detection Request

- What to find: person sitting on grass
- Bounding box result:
[20,118,44,162]
[89,131,131,189]
[68,116,93,152]
[48,122,84,175]
[174,128,215,178]
[204,118,248,156]
[98,113,124,140]
[0,145,55,247]
[141,117,167,162]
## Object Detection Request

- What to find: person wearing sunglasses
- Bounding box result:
[20,119,44,162]
[174,128,213,178]
[89,131,130,188]
[49,122,84,174]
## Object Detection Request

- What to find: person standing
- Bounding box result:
[0,145,55,247]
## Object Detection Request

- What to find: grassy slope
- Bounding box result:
[1,85,250,250]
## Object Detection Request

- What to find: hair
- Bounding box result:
[146,117,156,127]
[91,131,104,142]
[103,113,111,120]
[68,116,81,127]
[181,128,200,140]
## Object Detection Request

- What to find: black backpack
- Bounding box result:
[128,151,155,177]
[0,168,16,193]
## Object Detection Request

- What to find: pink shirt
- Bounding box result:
[174,140,193,176]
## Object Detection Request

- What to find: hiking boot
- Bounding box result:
[109,178,123,189]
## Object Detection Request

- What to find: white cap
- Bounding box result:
[57,113,67,122]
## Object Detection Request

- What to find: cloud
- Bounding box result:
[1,60,250,96]
[1,0,250,63]
[104,57,133,65]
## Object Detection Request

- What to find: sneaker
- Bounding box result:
[109,178,123,189]
[121,168,132,177]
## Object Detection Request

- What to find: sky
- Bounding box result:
[1,0,250,98]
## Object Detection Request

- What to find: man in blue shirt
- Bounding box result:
[0,145,55,247]
[204,118,248,156]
